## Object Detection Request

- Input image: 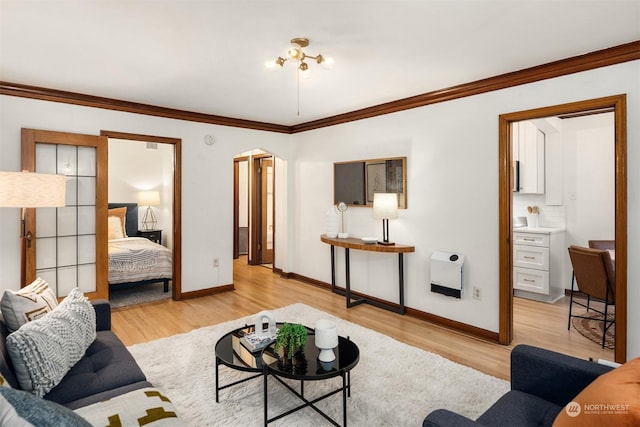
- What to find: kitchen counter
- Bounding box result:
[513,226,565,234]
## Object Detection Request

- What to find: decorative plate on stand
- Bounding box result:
[337,202,349,238]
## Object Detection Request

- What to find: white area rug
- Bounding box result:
[128,304,508,426]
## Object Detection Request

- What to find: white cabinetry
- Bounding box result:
[513,121,545,194]
[513,228,564,303]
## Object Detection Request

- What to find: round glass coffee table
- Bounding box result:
[262,335,359,426]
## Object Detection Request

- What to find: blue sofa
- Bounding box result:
[0,300,152,409]
[423,344,613,427]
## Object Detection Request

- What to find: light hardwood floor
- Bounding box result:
[111,258,614,380]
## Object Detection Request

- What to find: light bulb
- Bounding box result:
[287,45,302,60]
[321,56,335,69]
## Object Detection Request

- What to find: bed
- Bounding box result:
[108,203,173,292]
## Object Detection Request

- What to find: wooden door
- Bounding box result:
[22,129,108,300]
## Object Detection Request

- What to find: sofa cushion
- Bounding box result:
[0,387,90,427]
[6,288,96,397]
[477,390,562,427]
[74,387,182,426]
[0,277,58,333]
[553,357,640,426]
[44,330,148,406]
[0,318,21,390]
[64,380,152,410]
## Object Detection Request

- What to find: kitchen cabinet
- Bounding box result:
[512,121,545,194]
[513,228,565,303]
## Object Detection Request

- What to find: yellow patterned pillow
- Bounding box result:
[74,387,182,426]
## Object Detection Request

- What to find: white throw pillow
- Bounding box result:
[6,288,96,397]
[0,278,58,333]
[108,216,124,240]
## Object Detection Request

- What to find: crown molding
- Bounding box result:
[0,82,290,134]
[1,40,638,134]
[290,40,640,133]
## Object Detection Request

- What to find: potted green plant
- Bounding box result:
[274,323,307,359]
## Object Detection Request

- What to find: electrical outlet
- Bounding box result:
[473,286,481,300]
[213,257,219,268]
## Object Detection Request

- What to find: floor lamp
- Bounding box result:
[0,171,66,284]
[138,191,160,231]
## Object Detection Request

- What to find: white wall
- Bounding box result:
[563,114,615,248]
[1,60,638,359]
[108,139,175,247]
[0,98,293,293]
[293,61,640,358]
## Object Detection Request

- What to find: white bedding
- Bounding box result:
[108,237,173,284]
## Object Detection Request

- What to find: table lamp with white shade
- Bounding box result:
[373,192,398,246]
[138,190,160,231]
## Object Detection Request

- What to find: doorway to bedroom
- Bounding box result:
[103,130,182,307]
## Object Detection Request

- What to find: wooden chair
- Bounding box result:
[567,245,615,348]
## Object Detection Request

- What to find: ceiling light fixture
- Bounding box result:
[267,37,330,116]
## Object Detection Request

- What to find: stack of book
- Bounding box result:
[231,329,278,369]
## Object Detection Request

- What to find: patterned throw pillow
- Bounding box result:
[0,277,58,333]
[74,387,182,426]
[0,373,11,388]
[6,288,96,397]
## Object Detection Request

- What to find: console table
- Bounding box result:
[320,235,415,314]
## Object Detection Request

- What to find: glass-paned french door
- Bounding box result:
[22,129,108,300]
[35,144,97,296]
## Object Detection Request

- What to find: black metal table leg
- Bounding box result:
[343,372,348,427]
[263,367,268,427]
[330,245,336,292]
[345,248,350,307]
[215,357,220,403]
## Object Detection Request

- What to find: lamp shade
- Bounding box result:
[372,193,398,219]
[138,191,160,206]
[0,171,66,208]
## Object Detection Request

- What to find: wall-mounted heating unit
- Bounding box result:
[430,251,465,298]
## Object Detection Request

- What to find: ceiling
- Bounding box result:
[1,1,639,127]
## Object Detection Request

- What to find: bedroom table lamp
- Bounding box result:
[138,190,160,231]
[373,192,398,246]
[0,171,66,247]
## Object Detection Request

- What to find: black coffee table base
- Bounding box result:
[263,371,351,426]
[215,358,262,403]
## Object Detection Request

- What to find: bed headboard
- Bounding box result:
[108,203,138,237]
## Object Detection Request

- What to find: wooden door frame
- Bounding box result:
[249,154,275,266]
[100,130,182,300]
[21,128,109,300]
[498,94,627,363]
[233,156,249,259]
